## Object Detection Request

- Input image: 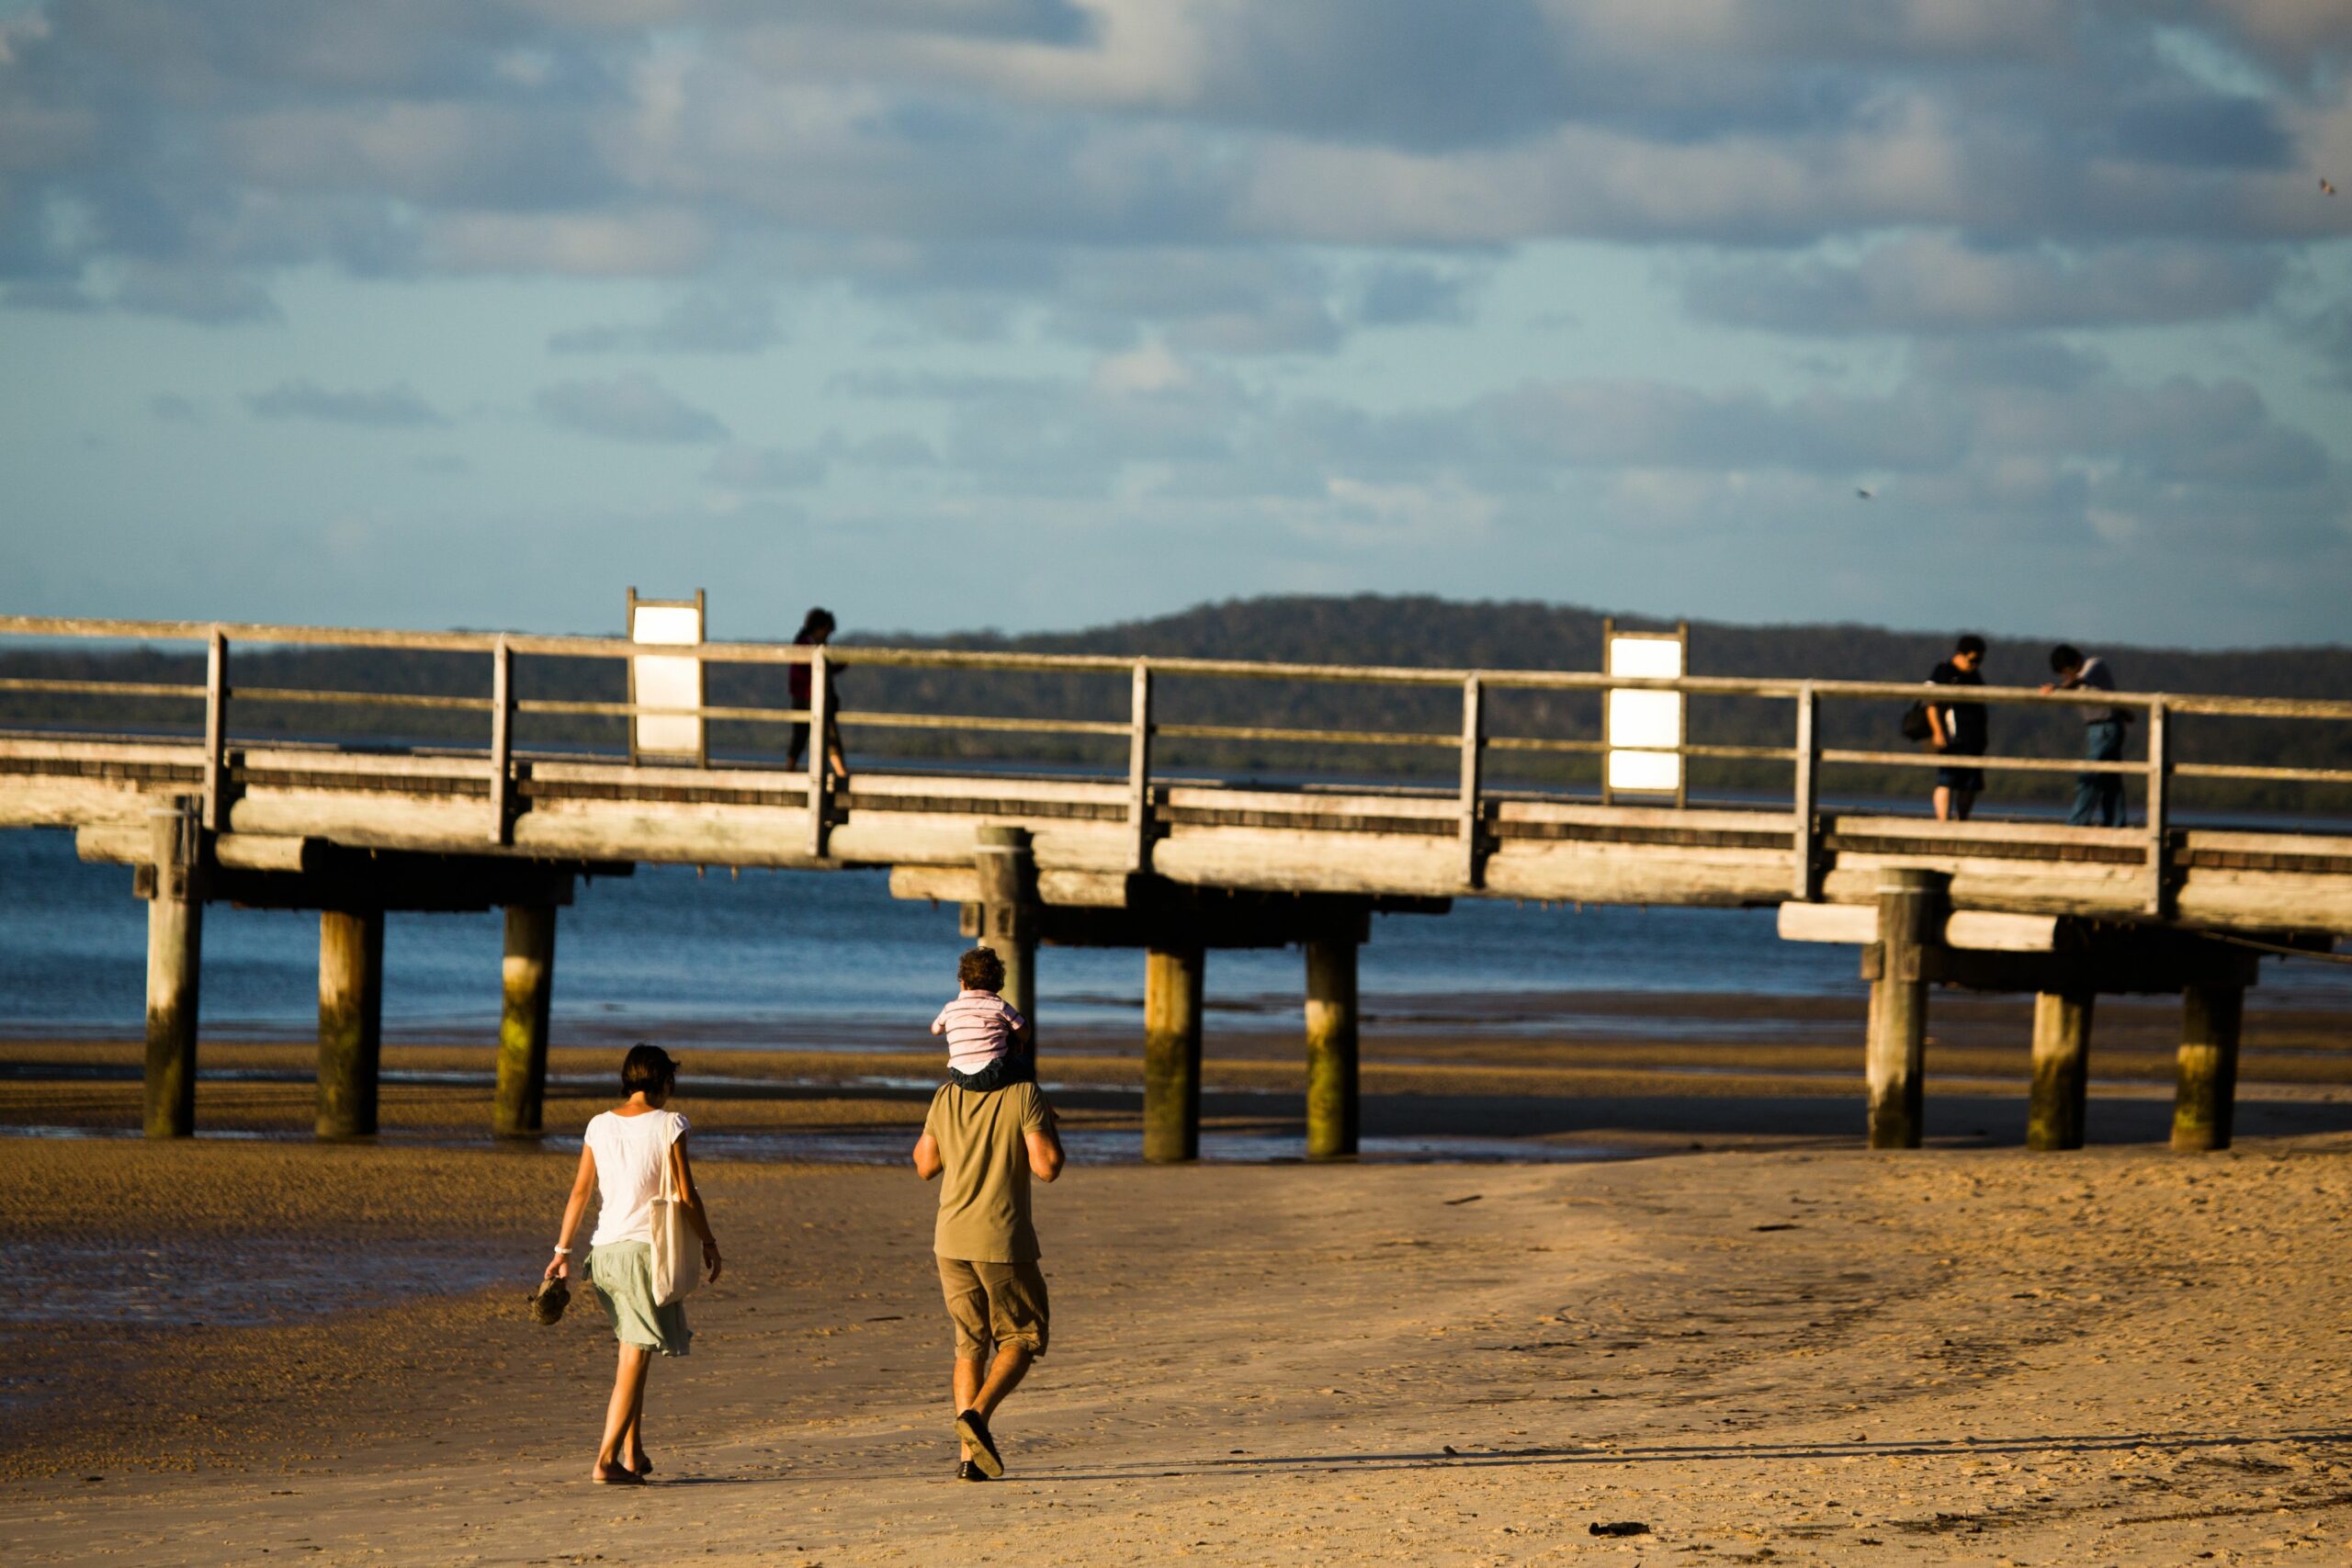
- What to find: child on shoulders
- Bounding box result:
[933,947,1032,1092]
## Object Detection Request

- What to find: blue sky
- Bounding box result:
[3,2,2349,647]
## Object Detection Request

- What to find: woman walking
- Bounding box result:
[546,1043,721,1484]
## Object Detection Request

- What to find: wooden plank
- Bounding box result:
[1777,902,2061,951]
[489,637,514,846]
[1481,852,1787,907]
[1497,798,1793,832]
[1826,815,2144,848]
[1458,674,1485,890]
[2146,698,2170,918]
[201,628,226,830]
[892,864,980,904]
[1153,832,1464,898]
[1159,784,1455,818]
[0,738,207,766]
[2176,875,2352,935]
[1791,684,1819,900]
[2185,829,2352,859]
[1822,747,2144,775]
[1128,662,1153,874]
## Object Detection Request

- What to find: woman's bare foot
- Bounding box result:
[592,1461,645,1485]
[628,1450,652,1478]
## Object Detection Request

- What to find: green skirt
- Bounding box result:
[588,1241,692,1358]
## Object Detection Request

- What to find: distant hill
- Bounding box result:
[5,595,2347,813]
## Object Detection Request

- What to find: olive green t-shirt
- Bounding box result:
[924,1080,1054,1263]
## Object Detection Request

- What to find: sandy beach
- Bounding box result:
[9,1133,2352,1564]
[4,1010,2352,1564]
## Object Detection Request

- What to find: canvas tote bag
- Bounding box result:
[649,1114,701,1305]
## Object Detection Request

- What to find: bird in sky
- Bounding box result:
[2324,177,2338,196]
[1856,487,1875,500]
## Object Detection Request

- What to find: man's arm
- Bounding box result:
[911,1130,943,1180]
[1025,1121,1064,1182]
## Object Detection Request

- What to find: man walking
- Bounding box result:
[1925,634,1988,821]
[2043,644,2130,827]
[910,1046,1064,1481]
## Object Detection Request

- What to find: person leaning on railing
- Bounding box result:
[2043,644,2131,828]
[786,606,852,785]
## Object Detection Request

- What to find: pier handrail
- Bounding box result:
[9,610,2352,716]
[4,611,2349,917]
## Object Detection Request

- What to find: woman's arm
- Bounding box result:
[671,1139,724,1283]
[546,1144,597,1280]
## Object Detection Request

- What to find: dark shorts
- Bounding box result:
[937,1257,1050,1359]
[1937,765,1984,792]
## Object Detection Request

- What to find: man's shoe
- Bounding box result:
[956,1408,1004,1478]
[956,1459,991,1483]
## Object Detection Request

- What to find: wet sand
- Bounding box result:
[6,1006,2352,1563]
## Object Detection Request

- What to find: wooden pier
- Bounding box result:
[3,613,2347,1157]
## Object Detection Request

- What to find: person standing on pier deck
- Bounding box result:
[2044,645,2130,828]
[910,1044,1064,1481]
[1925,633,1989,821]
[786,606,851,784]
[546,1044,722,1485]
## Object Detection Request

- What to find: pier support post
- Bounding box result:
[2171,983,2244,1154]
[494,905,557,1138]
[317,908,385,1139]
[1144,943,1204,1165]
[2027,989,2095,1151]
[1305,938,1359,1160]
[1865,868,1946,1150]
[143,802,203,1139]
[976,826,1038,1032]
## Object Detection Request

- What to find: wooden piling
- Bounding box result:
[2027,989,2094,1151]
[1305,938,1359,1160]
[1866,868,1946,1150]
[1143,943,1204,1164]
[143,803,202,1139]
[2171,982,2244,1153]
[317,908,385,1139]
[493,904,557,1138]
[975,825,1038,1032]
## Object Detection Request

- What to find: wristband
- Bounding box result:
[552,1245,571,1255]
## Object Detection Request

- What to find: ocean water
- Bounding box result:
[0,828,2344,1048]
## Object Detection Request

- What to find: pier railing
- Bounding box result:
[5,614,2351,916]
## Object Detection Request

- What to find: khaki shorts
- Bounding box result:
[937,1257,1050,1359]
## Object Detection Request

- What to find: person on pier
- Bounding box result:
[1925,633,1989,821]
[2043,645,2130,828]
[545,1044,722,1484]
[911,984,1064,1482]
[786,606,852,784]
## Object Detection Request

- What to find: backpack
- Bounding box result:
[1900,701,1933,742]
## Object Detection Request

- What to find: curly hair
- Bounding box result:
[957,946,1006,993]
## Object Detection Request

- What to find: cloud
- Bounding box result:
[112,265,283,324]
[1685,235,2292,335]
[535,372,728,442]
[245,378,450,427]
[550,285,784,354]
[4,0,2346,317]
[706,443,826,488]
[147,393,203,423]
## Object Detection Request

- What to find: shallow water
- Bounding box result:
[4,828,2346,1048]
[0,1236,519,1330]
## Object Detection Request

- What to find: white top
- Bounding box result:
[585,1109,690,1247]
